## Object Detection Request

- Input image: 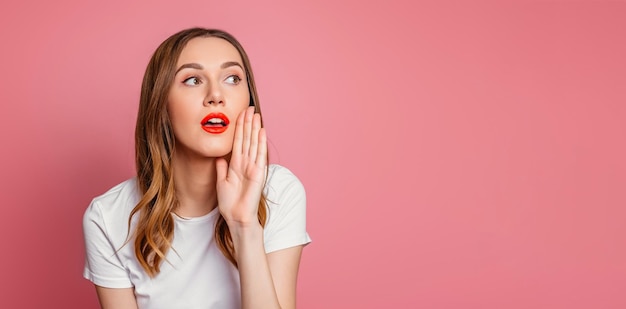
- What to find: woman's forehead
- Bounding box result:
[176,37,243,67]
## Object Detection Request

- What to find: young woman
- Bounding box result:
[83,28,311,309]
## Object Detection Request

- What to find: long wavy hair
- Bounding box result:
[130,28,267,277]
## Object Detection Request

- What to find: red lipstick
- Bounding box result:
[201,113,230,134]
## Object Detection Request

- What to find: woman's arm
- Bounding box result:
[84,199,139,309]
[267,246,304,307]
[217,107,306,308]
[231,223,304,309]
[95,286,138,309]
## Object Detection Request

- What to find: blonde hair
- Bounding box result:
[130,28,267,276]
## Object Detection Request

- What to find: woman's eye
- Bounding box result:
[183,77,201,86]
[225,75,241,84]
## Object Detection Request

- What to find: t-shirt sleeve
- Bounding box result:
[263,166,312,253]
[83,199,134,288]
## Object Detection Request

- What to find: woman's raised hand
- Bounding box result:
[216,106,267,226]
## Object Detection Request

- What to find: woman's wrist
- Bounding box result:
[227,219,263,238]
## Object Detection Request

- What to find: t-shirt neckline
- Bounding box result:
[171,207,220,223]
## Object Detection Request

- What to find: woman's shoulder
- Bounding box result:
[265,164,305,194]
[83,178,140,231]
[90,178,139,209]
[264,164,306,207]
[263,164,311,252]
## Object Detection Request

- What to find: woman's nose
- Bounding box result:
[204,83,224,106]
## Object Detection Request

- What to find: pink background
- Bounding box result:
[1,0,624,308]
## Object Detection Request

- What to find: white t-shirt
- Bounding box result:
[83,164,311,309]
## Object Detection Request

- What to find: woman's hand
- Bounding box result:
[216,106,267,227]
[216,108,302,309]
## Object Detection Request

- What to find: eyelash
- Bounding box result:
[183,76,201,86]
[225,75,242,84]
[182,75,242,86]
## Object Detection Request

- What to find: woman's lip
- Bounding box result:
[202,126,227,134]
[201,113,229,134]
[201,113,230,125]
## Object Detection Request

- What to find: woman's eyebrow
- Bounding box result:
[175,63,203,74]
[175,62,243,74]
[221,61,243,70]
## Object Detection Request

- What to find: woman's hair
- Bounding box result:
[130,28,267,277]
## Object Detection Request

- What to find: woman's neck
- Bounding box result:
[171,151,219,218]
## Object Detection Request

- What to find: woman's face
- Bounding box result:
[167,37,250,159]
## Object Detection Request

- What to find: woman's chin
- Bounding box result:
[174,146,232,161]
[201,147,232,159]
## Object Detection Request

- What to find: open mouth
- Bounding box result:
[201,113,230,134]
